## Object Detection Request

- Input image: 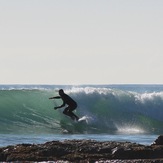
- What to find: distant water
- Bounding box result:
[0,84,163,147]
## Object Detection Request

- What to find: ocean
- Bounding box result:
[0,84,163,147]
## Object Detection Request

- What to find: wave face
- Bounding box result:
[0,85,163,134]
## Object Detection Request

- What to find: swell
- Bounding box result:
[0,86,163,134]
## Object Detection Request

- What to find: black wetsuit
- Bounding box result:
[61,93,79,121]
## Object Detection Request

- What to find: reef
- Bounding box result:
[0,135,163,162]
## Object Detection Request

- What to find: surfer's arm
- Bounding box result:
[55,101,66,109]
[49,96,61,99]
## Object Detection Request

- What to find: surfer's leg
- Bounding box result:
[68,106,79,121]
[69,111,79,121]
[63,107,75,120]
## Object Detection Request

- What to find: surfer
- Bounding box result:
[49,89,79,121]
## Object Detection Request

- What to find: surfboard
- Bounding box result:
[77,115,91,124]
[78,116,88,122]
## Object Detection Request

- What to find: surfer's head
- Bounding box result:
[59,89,64,95]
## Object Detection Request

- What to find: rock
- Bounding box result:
[152,135,163,145]
[0,136,163,162]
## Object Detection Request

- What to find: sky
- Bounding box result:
[0,0,163,85]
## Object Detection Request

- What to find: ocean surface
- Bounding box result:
[0,84,163,147]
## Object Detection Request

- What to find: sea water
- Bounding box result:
[0,84,163,147]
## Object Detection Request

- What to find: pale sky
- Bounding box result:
[0,0,163,85]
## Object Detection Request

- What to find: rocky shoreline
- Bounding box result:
[0,135,163,162]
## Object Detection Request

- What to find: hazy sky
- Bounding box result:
[0,0,163,85]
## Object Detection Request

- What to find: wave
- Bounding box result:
[0,86,163,134]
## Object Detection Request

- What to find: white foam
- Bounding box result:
[116,125,145,134]
[78,115,92,124]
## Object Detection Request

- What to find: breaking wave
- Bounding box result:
[0,85,163,134]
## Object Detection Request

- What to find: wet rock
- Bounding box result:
[152,135,163,145]
[0,136,163,162]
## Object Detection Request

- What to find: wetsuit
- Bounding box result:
[61,93,79,121]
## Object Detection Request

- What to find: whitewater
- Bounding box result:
[0,84,163,147]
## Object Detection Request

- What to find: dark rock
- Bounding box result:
[0,136,163,162]
[152,135,163,145]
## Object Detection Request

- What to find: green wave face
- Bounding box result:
[0,87,163,134]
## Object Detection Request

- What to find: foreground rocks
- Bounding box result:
[153,135,163,145]
[0,136,163,162]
